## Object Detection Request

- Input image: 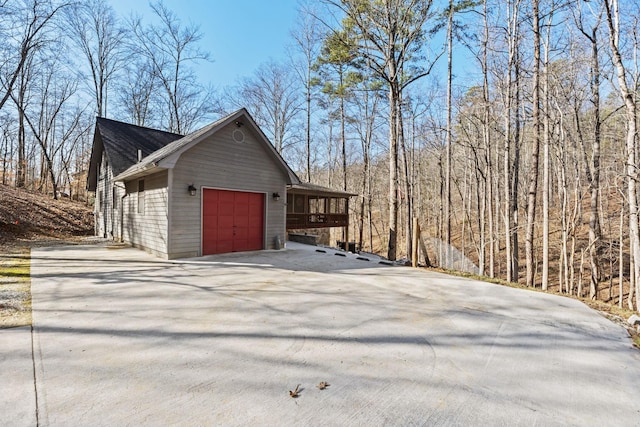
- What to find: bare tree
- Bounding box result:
[231,60,302,155]
[322,0,436,261]
[604,0,639,311]
[130,1,214,133]
[0,0,68,113]
[11,51,82,199]
[63,0,126,117]
[525,0,541,288]
[1,0,69,188]
[117,57,158,127]
[444,0,454,264]
[500,0,522,283]
[574,1,604,300]
[290,5,324,182]
[0,114,15,185]
[352,82,383,252]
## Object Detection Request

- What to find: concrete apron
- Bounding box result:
[29,243,640,426]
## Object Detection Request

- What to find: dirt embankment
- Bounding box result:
[0,184,94,328]
[0,184,94,247]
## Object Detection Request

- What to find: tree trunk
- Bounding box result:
[444,0,453,263]
[605,0,639,311]
[511,48,522,283]
[504,0,521,283]
[619,202,624,307]
[306,80,312,182]
[387,81,399,261]
[541,12,552,291]
[399,104,413,259]
[16,68,28,188]
[576,20,603,300]
[525,0,541,288]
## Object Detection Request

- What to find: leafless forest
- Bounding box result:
[1,0,639,311]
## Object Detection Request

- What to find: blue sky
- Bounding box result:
[109,0,301,89]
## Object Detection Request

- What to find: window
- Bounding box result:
[308,197,326,214]
[112,187,118,210]
[329,198,346,214]
[294,194,305,213]
[137,180,145,214]
[286,193,294,213]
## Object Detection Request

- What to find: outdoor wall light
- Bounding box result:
[235,120,244,127]
[272,192,281,201]
[188,184,197,196]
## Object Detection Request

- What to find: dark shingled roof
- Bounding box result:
[87,118,183,191]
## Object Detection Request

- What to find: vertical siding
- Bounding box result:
[122,171,169,257]
[169,123,287,258]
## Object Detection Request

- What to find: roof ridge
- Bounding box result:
[96,117,184,137]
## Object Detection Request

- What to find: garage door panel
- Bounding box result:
[202,192,218,216]
[202,189,265,255]
[218,227,233,240]
[202,225,218,239]
[218,214,234,228]
[216,239,234,254]
[202,213,218,224]
[234,226,248,240]
[218,204,234,216]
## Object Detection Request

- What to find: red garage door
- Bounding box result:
[202,189,264,255]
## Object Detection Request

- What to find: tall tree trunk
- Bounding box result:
[340,74,347,192]
[587,27,602,300]
[577,12,604,300]
[16,68,28,189]
[511,51,522,283]
[444,0,454,264]
[399,101,413,259]
[306,80,312,182]
[481,0,494,278]
[619,202,625,307]
[526,0,541,288]
[559,113,569,294]
[605,0,639,311]
[388,81,399,261]
[504,0,521,283]
[541,13,551,291]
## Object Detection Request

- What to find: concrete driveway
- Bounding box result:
[7,242,640,425]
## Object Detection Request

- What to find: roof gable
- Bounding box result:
[114,109,301,185]
[87,118,183,191]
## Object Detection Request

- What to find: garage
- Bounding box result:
[202,188,264,255]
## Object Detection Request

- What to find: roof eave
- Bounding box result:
[287,184,357,198]
[113,162,163,182]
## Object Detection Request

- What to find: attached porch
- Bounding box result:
[286,183,357,249]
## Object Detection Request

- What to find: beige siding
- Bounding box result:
[95,153,115,238]
[169,123,287,258]
[123,171,169,257]
[111,184,126,240]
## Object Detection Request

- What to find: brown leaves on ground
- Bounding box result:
[289,384,301,398]
[317,381,330,390]
[0,183,94,247]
